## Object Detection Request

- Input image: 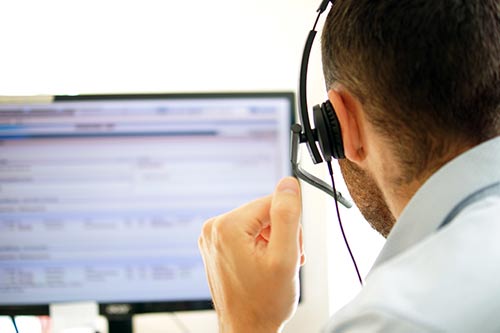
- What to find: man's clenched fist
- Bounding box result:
[198,177,305,333]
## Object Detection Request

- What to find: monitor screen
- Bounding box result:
[0,93,294,315]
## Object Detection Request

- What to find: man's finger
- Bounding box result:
[221,195,272,239]
[269,177,302,258]
[299,225,306,266]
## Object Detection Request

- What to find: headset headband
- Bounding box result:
[298,0,333,164]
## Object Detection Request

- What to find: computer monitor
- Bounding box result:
[0,92,294,332]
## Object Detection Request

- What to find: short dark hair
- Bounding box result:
[322,0,500,183]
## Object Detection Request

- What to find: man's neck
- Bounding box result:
[383,143,475,219]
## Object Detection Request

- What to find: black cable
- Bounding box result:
[10,316,19,333]
[327,161,364,286]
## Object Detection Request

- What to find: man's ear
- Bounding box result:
[327,89,366,164]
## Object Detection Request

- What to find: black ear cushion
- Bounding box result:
[322,101,345,159]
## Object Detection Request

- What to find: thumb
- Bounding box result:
[269,177,302,257]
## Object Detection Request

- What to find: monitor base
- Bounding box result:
[108,316,132,333]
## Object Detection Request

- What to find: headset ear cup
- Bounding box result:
[313,101,345,161]
[313,104,333,161]
[323,101,345,159]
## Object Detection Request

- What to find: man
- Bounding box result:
[198,1,500,332]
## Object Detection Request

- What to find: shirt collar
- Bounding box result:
[371,136,500,272]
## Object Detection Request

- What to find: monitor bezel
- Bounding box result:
[0,91,296,317]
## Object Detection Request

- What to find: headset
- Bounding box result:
[290,0,351,208]
[291,0,363,286]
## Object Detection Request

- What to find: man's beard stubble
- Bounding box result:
[338,159,396,238]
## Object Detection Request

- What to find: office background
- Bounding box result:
[0,0,384,332]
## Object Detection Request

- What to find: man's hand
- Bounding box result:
[198,177,305,333]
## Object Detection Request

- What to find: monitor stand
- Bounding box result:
[107,316,133,333]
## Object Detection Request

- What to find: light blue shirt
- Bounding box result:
[324,136,500,332]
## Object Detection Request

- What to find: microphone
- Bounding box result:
[290,123,353,209]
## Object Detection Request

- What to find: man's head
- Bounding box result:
[322,0,500,182]
[320,0,500,233]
